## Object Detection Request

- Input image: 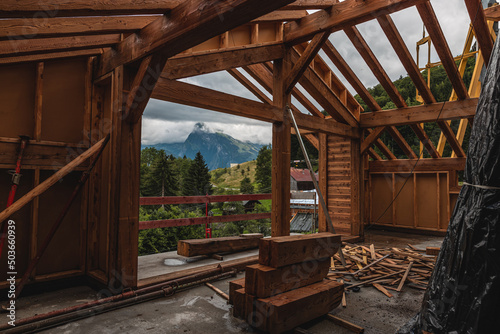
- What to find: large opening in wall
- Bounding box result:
[137,72,278,283]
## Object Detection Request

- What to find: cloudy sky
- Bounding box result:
[142,0,489,146]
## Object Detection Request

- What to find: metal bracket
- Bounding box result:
[8,171,22,186]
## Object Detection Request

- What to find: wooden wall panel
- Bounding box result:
[42,59,87,143]
[394,173,414,228]
[0,63,36,138]
[370,174,393,225]
[36,171,82,275]
[327,135,351,235]
[415,174,439,229]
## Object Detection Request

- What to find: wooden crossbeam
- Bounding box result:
[97,0,296,76]
[0,34,120,57]
[0,16,156,39]
[377,14,465,158]
[369,158,467,173]
[464,0,494,66]
[417,2,469,100]
[285,31,330,94]
[0,48,103,65]
[254,10,308,22]
[151,78,359,138]
[283,0,425,45]
[124,54,168,124]
[368,148,382,161]
[360,99,479,127]
[283,0,339,10]
[410,124,440,159]
[485,5,500,20]
[164,43,284,80]
[0,1,181,17]
[321,40,415,159]
[361,127,387,155]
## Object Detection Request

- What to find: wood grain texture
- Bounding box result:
[259,233,341,268]
[464,0,493,66]
[177,235,262,257]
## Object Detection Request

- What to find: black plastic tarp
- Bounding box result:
[397,34,500,334]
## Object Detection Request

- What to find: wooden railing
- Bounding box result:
[139,194,272,230]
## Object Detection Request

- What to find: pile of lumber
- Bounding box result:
[229,233,344,333]
[177,233,263,257]
[328,244,439,297]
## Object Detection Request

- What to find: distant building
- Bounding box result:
[290,168,318,191]
[230,163,239,168]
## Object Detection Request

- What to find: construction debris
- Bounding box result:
[328,243,436,298]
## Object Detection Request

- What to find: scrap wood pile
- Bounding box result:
[328,243,439,299]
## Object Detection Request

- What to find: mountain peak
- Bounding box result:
[193,122,210,133]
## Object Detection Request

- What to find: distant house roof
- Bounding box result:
[290,168,318,183]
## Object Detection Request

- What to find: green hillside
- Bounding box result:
[210,160,257,191]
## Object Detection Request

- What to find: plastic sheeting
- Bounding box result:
[397,34,500,334]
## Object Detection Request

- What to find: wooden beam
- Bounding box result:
[0,48,103,65]
[283,0,425,45]
[254,10,308,22]
[484,5,500,21]
[0,1,183,18]
[152,78,359,137]
[344,25,406,108]
[386,127,418,159]
[368,148,382,161]
[283,0,339,10]
[124,54,168,124]
[437,122,466,158]
[165,43,284,80]
[360,99,479,128]
[0,16,156,39]
[361,127,387,155]
[0,34,120,57]
[318,133,328,232]
[227,68,272,104]
[464,0,494,66]
[410,124,440,159]
[417,2,469,100]
[369,158,466,173]
[272,53,292,237]
[97,0,296,76]
[285,31,330,94]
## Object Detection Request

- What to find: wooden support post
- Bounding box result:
[351,134,362,237]
[318,133,328,232]
[271,51,291,237]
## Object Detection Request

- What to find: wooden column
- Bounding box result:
[350,134,362,237]
[318,133,328,232]
[271,50,291,237]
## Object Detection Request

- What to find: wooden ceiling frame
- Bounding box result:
[464,0,494,66]
[321,40,417,159]
[344,25,440,159]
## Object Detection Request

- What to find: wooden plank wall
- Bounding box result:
[368,171,455,233]
[326,135,353,236]
[0,58,91,289]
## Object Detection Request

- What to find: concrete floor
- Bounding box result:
[4,230,443,334]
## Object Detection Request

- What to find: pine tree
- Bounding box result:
[182,152,213,196]
[144,151,179,206]
[255,145,272,193]
[240,177,254,194]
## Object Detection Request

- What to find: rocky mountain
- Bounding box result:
[143,123,263,170]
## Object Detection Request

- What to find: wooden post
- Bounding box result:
[318,133,328,232]
[350,134,362,237]
[271,49,291,237]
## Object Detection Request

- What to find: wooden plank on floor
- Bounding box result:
[229,278,246,305]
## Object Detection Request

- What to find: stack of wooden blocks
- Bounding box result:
[229,232,344,333]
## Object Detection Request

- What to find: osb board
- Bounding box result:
[0,169,33,282]
[394,173,414,228]
[370,174,393,225]
[0,63,36,138]
[415,174,439,229]
[41,58,87,143]
[36,170,82,275]
[258,22,280,42]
